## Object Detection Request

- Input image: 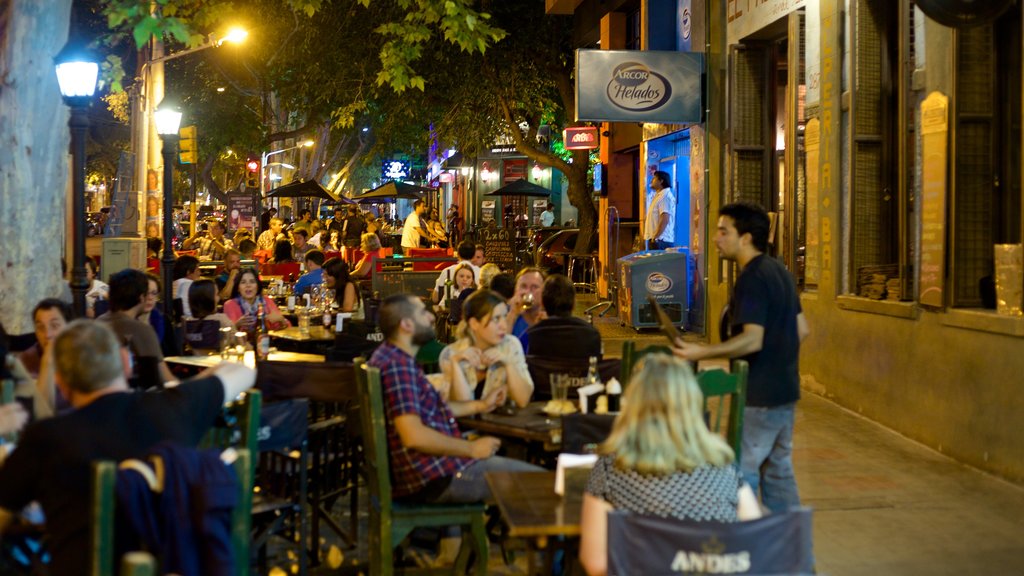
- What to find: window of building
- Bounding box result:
[952,3,1022,308]
[847,0,915,300]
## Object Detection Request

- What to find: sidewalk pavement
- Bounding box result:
[589,297,1024,574]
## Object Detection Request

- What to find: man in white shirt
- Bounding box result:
[401,200,429,252]
[540,202,555,227]
[644,170,675,250]
[431,241,481,306]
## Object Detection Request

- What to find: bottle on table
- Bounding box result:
[586,355,601,388]
[255,300,270,361]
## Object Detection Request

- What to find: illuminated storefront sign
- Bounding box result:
[563,127,599,150]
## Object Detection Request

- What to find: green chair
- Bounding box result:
[415,338,446,373]
[619,341,672,383]
[200,389,262,576]
[91,449,253,576]
[354,359,489,575]
[696,360,748,463]
[620,343,748,461]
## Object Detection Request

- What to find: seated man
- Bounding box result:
[293,249,326,296]
[216,249,243,301]
[172,255,202,319]
[524,274,602,359]
[368,294,539,506]
[291,228,313,261]
[19,298,72,377]
[100,268,176,386]
[0,320,255,574]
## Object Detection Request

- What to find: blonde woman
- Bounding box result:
[477,262,501,289]
[579,353,761,576]
[350,232,383,279]
[439,290,534,408]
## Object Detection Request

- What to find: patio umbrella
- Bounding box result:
[354,181,434,202]
[266,179,337,201]
[484,179,551,197]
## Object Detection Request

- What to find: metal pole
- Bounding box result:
[69,105,90,318]
[160,135,179,319]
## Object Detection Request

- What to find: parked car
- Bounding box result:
[534,228,598,278]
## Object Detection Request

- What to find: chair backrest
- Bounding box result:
[619,341,673,383]
[353,359,393,519]
[697,360,748,463]
[255,360,357,403]
[526,355,621,401]
[560,413,616,454]
[201,390,262,459]
[91,449,253,576]
[183,319,223,352]
[0,379,16,444]
[262,262,301,279]
[606,507,814,576]
[415,339,445,373]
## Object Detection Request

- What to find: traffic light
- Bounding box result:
[245,158,260,189]
[179,125,197,164]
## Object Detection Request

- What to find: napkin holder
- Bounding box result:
[577,383,605,414]
[554,453,598,497]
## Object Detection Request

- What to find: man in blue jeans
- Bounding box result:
[672,202,810,513]
[369,293,541,562]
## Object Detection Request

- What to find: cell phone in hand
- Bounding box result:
[647,295,684,344]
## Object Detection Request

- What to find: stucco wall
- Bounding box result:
[800,296,1024,483]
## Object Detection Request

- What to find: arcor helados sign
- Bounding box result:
[576,49,703,124]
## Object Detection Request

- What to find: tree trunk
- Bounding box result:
[564,151,596,255]
[0,0,73,333]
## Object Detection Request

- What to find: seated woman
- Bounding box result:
[186,279,235,355]
[439,290,533,408]
[440,263,477,325]
[578,353,761,576]
[322,257,363,319]
[222,268,290,331]
[350,232,382,279]
[269,238,294,264]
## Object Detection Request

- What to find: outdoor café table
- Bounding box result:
[269,325,336,354]
[166,350,325,377]
[456,402,562,452]
[486,471,582,575]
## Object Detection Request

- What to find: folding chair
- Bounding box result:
[354,359,489,575]
[525,355,621,401]
[606,507,814,575]
[91,449,253,576]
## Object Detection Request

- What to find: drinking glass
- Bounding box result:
[521,292,535,311]
[219,327,234,359]
[550,373,570,405]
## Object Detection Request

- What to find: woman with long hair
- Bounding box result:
[438,290,533,407]
[222,268,289,331]
[270,238,294,264]
[350,232,382,279]
[578,354,761,576]
[322,257,363,319]
[188,279,234,329]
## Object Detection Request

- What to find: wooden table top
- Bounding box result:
[269,325,336,342]
[458,402,562,447]
[166,350,326,370]
[486,471,581,539]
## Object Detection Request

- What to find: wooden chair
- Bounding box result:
[619,341,672,383]
[606,507,814,575]
[256,360,363,560]
[697,360,748,463]
[200,389,262,576]
[354,359,489,575]
[620,343,748,462]
[91,449,253,576]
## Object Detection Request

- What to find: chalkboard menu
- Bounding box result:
[481,228,516,272]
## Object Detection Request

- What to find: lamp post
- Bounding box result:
[54,39,100,318]
[154,100,183,318]
[132,27,247,237]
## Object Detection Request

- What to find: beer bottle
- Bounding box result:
[256,299,271,361]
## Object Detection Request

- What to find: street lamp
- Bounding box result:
[260,139,314,212]
[154,99,183,318]
[54,38,100,318]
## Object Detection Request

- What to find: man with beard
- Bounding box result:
[367,294,540,506]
